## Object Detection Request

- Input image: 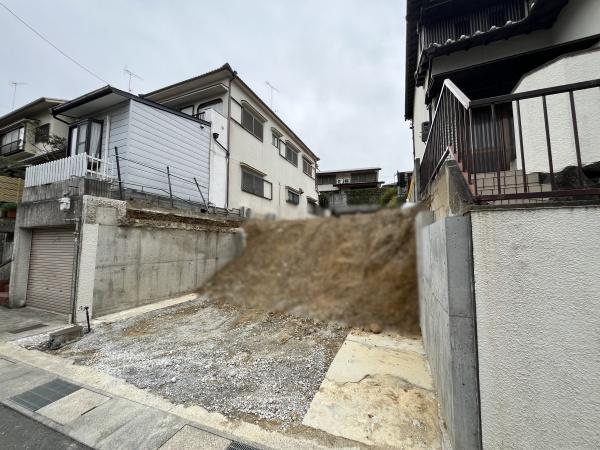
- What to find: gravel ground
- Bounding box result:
[39,298,348,429]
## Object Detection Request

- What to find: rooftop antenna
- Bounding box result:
[265,81,280,111]
[124,66,143,93]
[9,81,27,109]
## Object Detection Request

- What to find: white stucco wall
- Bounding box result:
[228,81,318,219]
[204,108,228,208]
[512,46,600,173]
[471,206,600,450]
[413,86,429,161]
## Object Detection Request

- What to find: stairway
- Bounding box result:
[0,280,9,307]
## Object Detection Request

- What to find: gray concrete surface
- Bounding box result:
[0,306,67,341]
[0,356,252,450]
[92,224,243,317]
[415,212,481,450]
[0,403,90,450]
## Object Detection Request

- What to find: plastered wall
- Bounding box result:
[471,205,600,449]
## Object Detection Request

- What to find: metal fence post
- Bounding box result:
[166,166,174,207]
[193,177,208,209]
[114,146,123,200]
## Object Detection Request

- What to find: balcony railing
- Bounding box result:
[0,139,23,156]
[24,153,113,188]
[420,78,600,203]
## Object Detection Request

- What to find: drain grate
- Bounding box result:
[227,442,261,450]
[9,323,47,334]
[11,378,80,411]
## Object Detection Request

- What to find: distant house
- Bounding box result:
[142,64,319,219]
[316,167,383,210]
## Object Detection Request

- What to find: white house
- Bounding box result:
[406,2,600,450]
[142,64,319,219]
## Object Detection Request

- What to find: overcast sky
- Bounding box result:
[1,0,410,183]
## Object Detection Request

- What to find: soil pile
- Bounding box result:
[200,208,420,336]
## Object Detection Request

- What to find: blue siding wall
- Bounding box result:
[121,100,211,202]
[105,102,130,180]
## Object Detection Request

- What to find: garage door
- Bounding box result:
[26,228,75,315]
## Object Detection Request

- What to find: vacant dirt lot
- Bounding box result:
[53,298,347,429]
[199,208,420,336]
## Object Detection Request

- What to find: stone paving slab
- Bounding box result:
[158,424,231,450]
[303,331,441,449]
[38,388,110,425]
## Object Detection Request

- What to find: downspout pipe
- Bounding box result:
[226,70,237,209]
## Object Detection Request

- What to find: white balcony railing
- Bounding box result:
[24,153,113,188]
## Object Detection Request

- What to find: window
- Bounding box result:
[272,130,281,150]
[351,172,377,183]
[68,119,103,159]
[180,105,194,115]
[35,124,50,143]
[287,189,300,205]
[454,18,471,38]
[241,168,272,199]
[0,126,25,155]
[303,158,314,178]
[317,174,336,185]
[241,107,264,140]
[283,143,299,166]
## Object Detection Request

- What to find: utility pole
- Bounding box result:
[123,67,143,93]
[9,81,27,109]
[265,81,280,111]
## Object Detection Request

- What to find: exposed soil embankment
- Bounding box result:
[200,208,419,336]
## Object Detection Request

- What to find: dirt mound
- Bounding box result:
[200,208,420,336]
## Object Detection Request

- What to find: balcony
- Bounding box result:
[24,153,113,188]
[0,139,24,156]
[419,78,600,205]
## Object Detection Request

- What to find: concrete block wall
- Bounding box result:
[415,212,481,450]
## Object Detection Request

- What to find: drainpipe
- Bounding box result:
[69,216,81,324]
[226,70,237,209]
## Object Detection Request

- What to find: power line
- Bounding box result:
[0,1,110,85]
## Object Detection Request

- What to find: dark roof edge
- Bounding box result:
[52,86,211,126]
[0,97,66,123]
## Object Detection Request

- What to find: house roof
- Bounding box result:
[141,63,319,161]
[317,167,381,175]
[51,85,211,126]
[0,97,65,129]
[405,0,569,120]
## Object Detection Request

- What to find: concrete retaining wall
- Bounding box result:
[92,225,242,317]
[471,205,600,449]
[415,212,480,450]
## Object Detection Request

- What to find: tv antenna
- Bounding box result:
[9,81,27,109]
[265,81,280,111]
[124,66,143,93]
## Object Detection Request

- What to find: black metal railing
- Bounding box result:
[0,139,23,156]
[420,78,600,202]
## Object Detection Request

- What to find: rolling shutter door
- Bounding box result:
[26,228,75,315]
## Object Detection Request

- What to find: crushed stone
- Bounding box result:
[49,298,348,428]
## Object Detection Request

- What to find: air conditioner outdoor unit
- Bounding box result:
[336,178,344,184]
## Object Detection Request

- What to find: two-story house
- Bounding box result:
[406,2,600,450]
[316,167,383,210]
[142,63,319,220]
[0,97,68,179]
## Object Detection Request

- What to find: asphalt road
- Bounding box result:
[0,404,90,450]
